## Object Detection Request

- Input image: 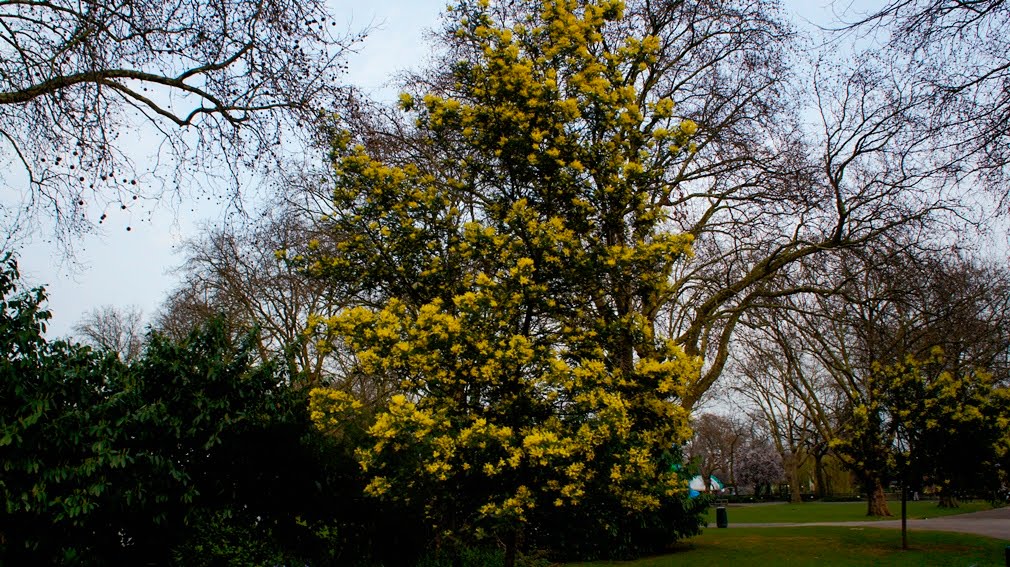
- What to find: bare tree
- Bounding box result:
[687,410,786,497]
[730,319,831,503]
[154,206,372,392]
[844,0,1010,201]
[730,308,847,499]
[0,0,362,245]
[73,304,144,362]
[665,48,964,409]
[686,412,749,490]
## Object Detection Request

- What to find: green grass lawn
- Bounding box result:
[703,500,997,524]
[568,526,1007,566]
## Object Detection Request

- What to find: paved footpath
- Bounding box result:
[732,506,1010,540]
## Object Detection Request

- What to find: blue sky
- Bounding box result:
[18,0,867,339]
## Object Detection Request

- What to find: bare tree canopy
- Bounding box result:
[0,0,360,245]
[155,205,351,387]
[845,0,1010,200]
[686,412,751,489]
[73,304,144,362]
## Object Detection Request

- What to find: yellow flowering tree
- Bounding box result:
[306,0,711,561]
[834,350,1010,516]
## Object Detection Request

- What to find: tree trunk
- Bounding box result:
[813,452,828,499]
[901,481,908,550]
[866,478,892,516]
[938,491,960,508]
[503,526,521,567]
[785,453,803,503]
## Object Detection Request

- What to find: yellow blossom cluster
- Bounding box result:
[308,388,362,436]
[308,268,699,521]
[414,0,700,213]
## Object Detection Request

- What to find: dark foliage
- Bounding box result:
[0,254,427,565]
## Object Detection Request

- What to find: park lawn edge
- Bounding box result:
[566,525,1008,566]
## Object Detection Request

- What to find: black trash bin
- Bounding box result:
[716,506,728,528]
